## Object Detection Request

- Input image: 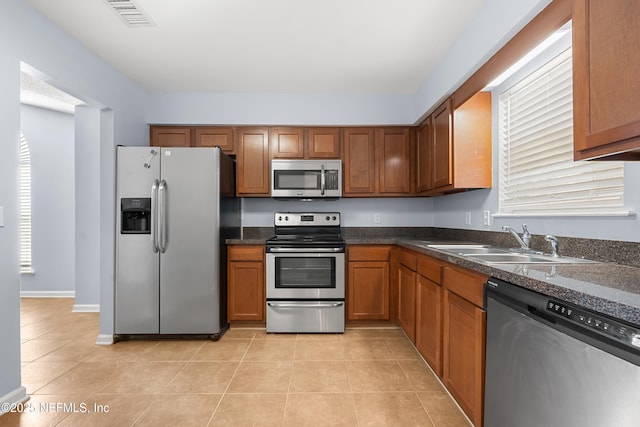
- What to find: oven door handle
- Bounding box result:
[267,247,344,253]
[267,302,344,309]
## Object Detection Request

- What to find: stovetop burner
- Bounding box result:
[267,212,344,247]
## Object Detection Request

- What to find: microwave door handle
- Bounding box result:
[320,164,326,195]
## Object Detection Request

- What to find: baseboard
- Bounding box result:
[0,387,28,416]
[72,304,100,313]
[95,334,114,346]
[20,291,75,298]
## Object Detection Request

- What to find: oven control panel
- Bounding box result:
[275,212,340,227]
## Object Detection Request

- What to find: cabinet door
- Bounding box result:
[194,127,235,154]
[432,101,453,189]
[307,128,341,158]
[452,92,492,189]
[342,128,376,195]
[377,128,412,194]
[228,261,264,321]
[443,290,485,427]
[270,128,305,158]
[416,274,442,377]
[398,264,417,342]
[150,127,191,147]
[347,261,389,320]
[237,128,270,196]
[573,0,640,160]
[416,121,433,193]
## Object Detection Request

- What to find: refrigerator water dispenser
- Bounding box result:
[121,198,151,234]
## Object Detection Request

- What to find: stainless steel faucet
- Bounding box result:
[502,224,531,250]
[545,235,560,257]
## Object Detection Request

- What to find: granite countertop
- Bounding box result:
[394,239,640,327]
[227,233,640,326]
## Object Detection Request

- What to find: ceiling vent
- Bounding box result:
[105,0,155,27]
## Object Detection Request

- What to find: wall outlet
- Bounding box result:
[374,213,381,224]
[465,211,472,225]
[483,210,491,226]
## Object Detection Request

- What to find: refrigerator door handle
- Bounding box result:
[151,179,160,253]
[158,179,167,253]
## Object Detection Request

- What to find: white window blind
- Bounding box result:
[19,132,33,273]
[499,47,624,215]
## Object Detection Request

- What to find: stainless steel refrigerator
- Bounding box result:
[115,146,240,336]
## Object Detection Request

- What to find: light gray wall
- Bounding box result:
[19,105,75,294]
[0,0,148,402]
[147,92,415,126]
[75,106,102,307]
[242,198,435,228]
[412,0,553,122]
[146,0,553,126]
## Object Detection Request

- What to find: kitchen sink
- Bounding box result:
[426,244,491,250]
[462,252,597,264]
[414,241,599,265]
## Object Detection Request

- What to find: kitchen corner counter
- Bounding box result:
[396,240,640,326]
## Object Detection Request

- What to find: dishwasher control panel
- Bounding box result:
[546,299,640,349]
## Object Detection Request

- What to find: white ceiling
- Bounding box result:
[26,0,487,94]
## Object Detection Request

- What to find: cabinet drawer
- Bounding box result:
[443,266,487,308]
[228,245,264,261]
[418,255,443,284]
[398,249,417,271]
[348,246,391,261]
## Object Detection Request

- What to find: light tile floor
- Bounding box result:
[1,298,470,426]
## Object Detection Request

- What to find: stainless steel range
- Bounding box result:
[265,212,345,333]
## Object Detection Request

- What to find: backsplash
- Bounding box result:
[239,226,640,268]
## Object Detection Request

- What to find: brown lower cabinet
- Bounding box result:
[346,246,391,320]
[395,250,486,427]
[397,249,418,342]
[442,266,487,427]
[415,255,444,377]
[227,245,265,322]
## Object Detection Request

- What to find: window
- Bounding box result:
[19,132,32,273]
[499,47,624,215]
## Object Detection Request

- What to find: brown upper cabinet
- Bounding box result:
[270,127,305,158]
[417,92,492,195]
[432,100,453,190]
[573,0,640,160]
[343,127,413,197]
[342,128,376,195]
[416,121,433,193]
[377,128,413,194]
[236,128,270,196]
[307,128,341,158]
[194,127,235,154]
[150,127,191,147]
[151,125,235,154]
[270,127,340,159]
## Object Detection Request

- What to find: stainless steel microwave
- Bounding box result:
[271,159,342,198]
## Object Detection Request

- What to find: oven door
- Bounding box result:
[266,249,345,300]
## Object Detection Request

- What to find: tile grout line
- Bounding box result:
[204,329,256,426]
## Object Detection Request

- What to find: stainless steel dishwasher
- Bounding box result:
[484,277,640,427]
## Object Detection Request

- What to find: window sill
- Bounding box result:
[494,211,636,218]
